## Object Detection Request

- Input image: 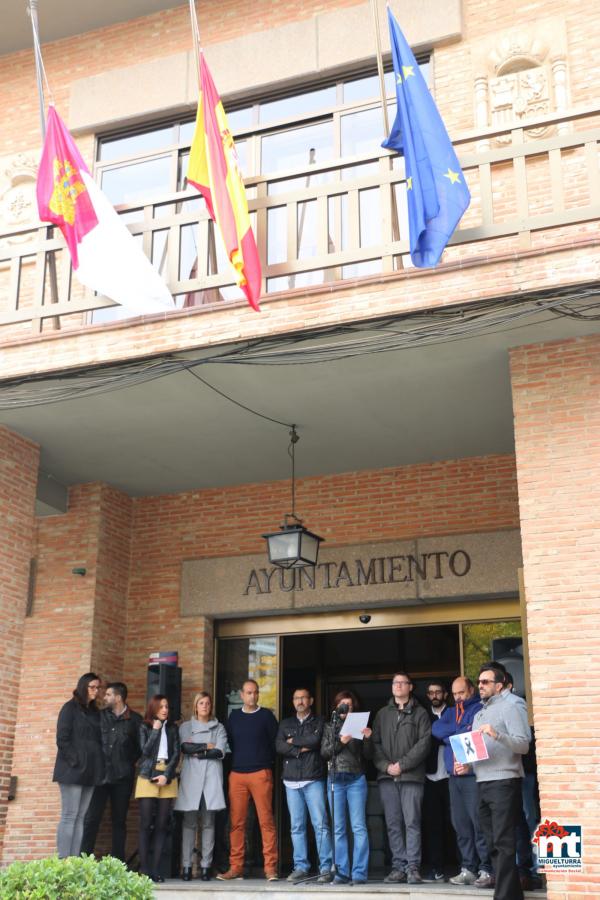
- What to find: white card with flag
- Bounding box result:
[450,731,489,764]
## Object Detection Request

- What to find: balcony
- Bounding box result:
[1,104,599,344]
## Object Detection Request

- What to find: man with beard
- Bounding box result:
[432,677,493,887]
[276,687,332,883]
[80,682,141,861]
[472,664,531,900]
[421,681,454,882]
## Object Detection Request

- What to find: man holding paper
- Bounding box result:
[471,664,531,900]
[371,672,431,885]
[432,677,493,887]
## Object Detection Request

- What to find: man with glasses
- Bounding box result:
[371,672,431,884]
[276,687,332,884]
[421,681,454,883]
[472,664,531,900]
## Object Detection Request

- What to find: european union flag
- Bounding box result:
[382,8,470,267]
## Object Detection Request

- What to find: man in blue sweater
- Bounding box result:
[432,677,493,887]
[217,680,279,881]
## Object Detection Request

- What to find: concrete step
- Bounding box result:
[153,877,547,900]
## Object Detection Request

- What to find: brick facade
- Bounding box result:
[511,334,600,898]
[0,428,39,858]
[0,0,599,895]
[1,483,134,863]
[2,452,519,864]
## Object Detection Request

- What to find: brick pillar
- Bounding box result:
[2,483,132,863]
[511,334,600,897]
[0,427,39,859]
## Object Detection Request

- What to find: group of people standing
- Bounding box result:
[53,674,225,883]
[53,662,538,900]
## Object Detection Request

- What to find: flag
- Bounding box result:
[382,8,470,267]
[187,53,261,312]
[36,106,174,316]
[450,731,489,764]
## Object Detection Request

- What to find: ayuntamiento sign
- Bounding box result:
[180,530,522,618]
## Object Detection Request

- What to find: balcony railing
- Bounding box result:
[0,105,599,340]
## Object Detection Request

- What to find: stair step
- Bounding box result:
[153,877,546,899]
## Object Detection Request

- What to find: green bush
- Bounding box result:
[0,855,154,899]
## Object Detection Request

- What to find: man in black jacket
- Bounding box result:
[81,681,142,861]
[372,672,431,885]
[421,680,455,882]
[276,688,332,884]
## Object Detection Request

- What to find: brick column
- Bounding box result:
[511,334,600,897]
[2,483,132,863]
[0,427,39,859]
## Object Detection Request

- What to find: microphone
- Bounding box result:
[336,703,349,716]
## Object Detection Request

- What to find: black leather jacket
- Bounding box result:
[101,707,142,783]
[321,721,372,776]
[138,721,180,784]
[276,712,326,782]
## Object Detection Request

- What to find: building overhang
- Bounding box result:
[0,290,598,511]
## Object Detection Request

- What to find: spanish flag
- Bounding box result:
[187,54,261,311]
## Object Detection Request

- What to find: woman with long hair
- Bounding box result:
[53,672,105,858]
[174,691,228,880]
[135,694,181,883]
[321,689,372,885]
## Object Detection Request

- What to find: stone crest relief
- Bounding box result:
[0,152,40,248]
[473,20,570,146]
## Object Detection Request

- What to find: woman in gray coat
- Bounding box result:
[174,691,228,880]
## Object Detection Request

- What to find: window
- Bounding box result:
[93,58,431,315]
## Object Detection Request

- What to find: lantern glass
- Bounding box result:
[263,524,323,569]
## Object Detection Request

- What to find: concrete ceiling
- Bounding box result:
[2,1,184,56]
[1,309,597,500]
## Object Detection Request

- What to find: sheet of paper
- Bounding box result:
[339,711,370,740]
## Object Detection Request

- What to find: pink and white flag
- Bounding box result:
[450,731,489,764]
[37,106,174,316]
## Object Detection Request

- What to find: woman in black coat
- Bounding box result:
[53,672,105,858]
[135,694,180,882]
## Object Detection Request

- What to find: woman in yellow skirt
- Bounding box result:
[135,694,180,882]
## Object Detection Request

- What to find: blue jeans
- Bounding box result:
[327,773,369,881]
[285,780,332,873]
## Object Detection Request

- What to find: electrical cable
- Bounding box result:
[185,367,293,428]
[0,284,598,411]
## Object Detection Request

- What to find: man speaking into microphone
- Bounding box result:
[371,672,431,885]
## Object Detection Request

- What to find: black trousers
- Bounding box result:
[478,778,524,900]
[422,777,455,873]
[81,778,134,861]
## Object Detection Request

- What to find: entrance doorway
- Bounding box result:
[279,623,460,874]
[214,603,523,875]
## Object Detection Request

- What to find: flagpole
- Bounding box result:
[28,0,47,138]
[188,0,202,88]
[28,0,61,328]
[370,0,402,261]
[370,0,390,136]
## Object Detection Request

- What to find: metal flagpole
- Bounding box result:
[188,0,202,88]
[28,0,61,329]
[28,0,47,138]
[370,0,390,136]
[370,0,402,264]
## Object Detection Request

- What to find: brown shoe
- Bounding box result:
[265,871,279,881]
[216,869,243,880]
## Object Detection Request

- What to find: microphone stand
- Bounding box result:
[328,707,344,879]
